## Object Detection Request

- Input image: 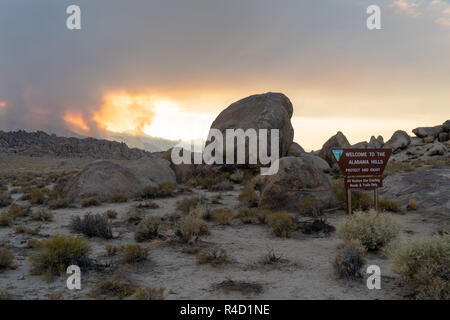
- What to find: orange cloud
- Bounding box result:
[64,111,89,131]
[389,0,421,17]
[0,101,6,108]
[93,93,156,134]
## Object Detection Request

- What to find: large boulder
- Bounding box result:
[299,153,331,171]
[352,141,368,149]
[368,136,384,149]
[412,126,443,140]
[287,142,305,157]
[65,157,176,201]
[318,131,350,166]
[426,142,447,156]
[384,130,411,152]
[443,120,450,132]
[65,161,141,201]
[207,92,294,163]
[258,157,335,211]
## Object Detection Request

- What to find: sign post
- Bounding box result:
[333,148,392,215]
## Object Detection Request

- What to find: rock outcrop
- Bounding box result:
[412,120,450,143]
[258,157,335,211]
[318,131,350,166]
[384,130,411,152]
[207,92,294,163]
[65,157,175,201]
[287,142,305,157]
[0,130,150,159]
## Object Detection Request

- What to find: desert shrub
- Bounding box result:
[91,276,137,299]
[29,235,91,278]
[133,287,165,300]
[229,170,244,183]
[235,208,262,224]
[331,179,372,212]
[177,214,211,243]
[81,197,101,208]
[7,204,29,218]
[30,188,45,205]
[104,209,118,219]
[208,181,234,192]
[259,248,283,265]
[0,288,14,300]
[214,279,263,295]
[211,208,234,225]
[0,247,14,271]
[0,212,13,227]
[141,182,177,199]
[27,239,42,249]
[196,248,229,266]
[125,206,144,224]
[70,213,113,239]
[390,234,450,300]
[189,204,211,220]
[136,201,159,209]
[297,218,335,235]
[379,198,401,213]
[47,197,72,209]
[176,197,201,214]
[134,215,161,242]
[296,195,320,217]
[119,244,148,264]
[43,186,67,202]
[111,194,128,203]
[238,188,258,207]
[407,198,418,211]
[334,240,367,280]
[0,192,13,208]
[386,161,413,174]
[15,225,40,235]
[105,244,118,256]
[265,211,297,238]
[337,211,400,251]
[31,209,54,222]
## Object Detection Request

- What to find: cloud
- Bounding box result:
[436,16,450,26]
[389,0,421,17]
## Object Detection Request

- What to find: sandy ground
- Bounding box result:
[1,182,447,300]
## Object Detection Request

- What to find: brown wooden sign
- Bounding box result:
[345,176,383,189]
[332,148,392,177]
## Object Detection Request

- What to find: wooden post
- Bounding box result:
[346,187,352,215]
[374,188,379,214]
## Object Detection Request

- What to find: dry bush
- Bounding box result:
[297,218,335,235]
[0,192,13,208]
[0,212,13,227]
[47,197,72,209]
[133,287,165,300]
[119,244,148,264]
[15,225,40,235]
[177,214,210,243]
[238,188,258,207]
[29,188,45,205]
[259,248,283,265]
[385,161,413,174]
[334,240,367,280]
[136,201,159,209]
[331,179,372,212]
[211,208,234,225]
[235,208,263,224]
[407,198,418,211]
[208,181,234,192]
[196,248,229,266]
[125,206,143,224]
[176,197,201,214]
[91,269,137,299]
[0,288,14,300]
[29,235,91,278]
[379,198,401,213]
[214,279,263,295]
[111,194,128,203]
[105,244,118,256]
[104,209,118,219]
[31,209,54,222]
[390,233,450,300]
[0,247,14,271]
[70,213,113,239]
[189,204,211,220]
[7,204,29,218]
[337,210,400,251]
[81,197,101,208]
[229,170,244,183]
[141,182,177,199]
[134,215,161,242]
[265,211,297,238]
[296,195,320,217]
[27,239,42,249]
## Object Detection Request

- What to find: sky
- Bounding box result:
[0,0,449,150]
